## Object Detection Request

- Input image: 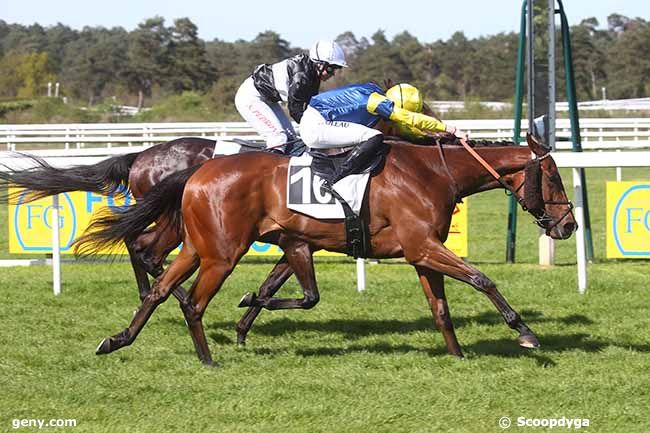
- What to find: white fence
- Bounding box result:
[2,119,650,151]
[430,97,650,113]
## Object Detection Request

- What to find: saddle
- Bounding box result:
[308,145,386,185]
[232,138,307,157]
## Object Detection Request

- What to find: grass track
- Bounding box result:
[0,167,649,432]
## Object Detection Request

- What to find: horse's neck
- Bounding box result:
[385,142,530,200]
[449,146,531,198]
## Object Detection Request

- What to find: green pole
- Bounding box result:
[557,0,595,260]
[506,0,528,263]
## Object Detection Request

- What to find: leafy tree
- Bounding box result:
[1,10,650,116]
[249,31,295,64]
[166,18,215,93]
[61,27,128,105]
[440,31,476,98]
[469,33,518,101]
[15,51,56,98]
[0,51,25,97]
[392,31,433,92]
[121,17,171,108]
[569,25,607,100]
[606,20,650,98]
[351,31,412,85]
[206,76,241,120]
[43,23,78,72]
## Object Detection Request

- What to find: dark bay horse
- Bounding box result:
[0,137,216,299]
[75,134,576,366]
[0,94,438,303]
[0,117,434,337]
[0,118,402,301]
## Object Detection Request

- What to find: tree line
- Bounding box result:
[1,13,649,114]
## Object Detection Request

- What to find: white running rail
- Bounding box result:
[2,119,650,151]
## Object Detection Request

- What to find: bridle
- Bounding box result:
[447,138,574,232]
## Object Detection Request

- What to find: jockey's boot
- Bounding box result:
[330,134,385,184]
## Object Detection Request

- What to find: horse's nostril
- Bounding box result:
[564,222,577,233]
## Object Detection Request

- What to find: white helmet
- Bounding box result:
[309,40,347,67]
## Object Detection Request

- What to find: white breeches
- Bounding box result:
[299,106,382,149]
[235,77,296,148]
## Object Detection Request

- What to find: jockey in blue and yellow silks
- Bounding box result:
[299,82,467,184]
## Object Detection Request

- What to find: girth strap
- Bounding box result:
[326,186,369,259]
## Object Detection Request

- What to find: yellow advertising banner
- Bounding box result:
[9,189,468,257]
[9,188,133,254]
[606,182,650,258]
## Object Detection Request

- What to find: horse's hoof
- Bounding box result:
[236,335,247,347]
[203,360,220,368]
[518,332,540,349]
[95,338,113,355]
[238,292,256,308]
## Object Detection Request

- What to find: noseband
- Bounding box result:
[455,139,574,232]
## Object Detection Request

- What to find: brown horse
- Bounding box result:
[76,134,576,366]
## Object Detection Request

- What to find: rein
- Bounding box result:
[457,138,529,207]
[435,141,461,202]
[456,138,573,231]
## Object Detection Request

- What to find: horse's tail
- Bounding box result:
[0,152,139,203]
[73,165,202,257]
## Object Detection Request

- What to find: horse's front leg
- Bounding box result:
[236,255,294,345]
[406,239,539,350]
[415,266,463,357]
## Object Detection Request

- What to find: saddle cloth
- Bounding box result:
[212,139,246,157]
[286,154,370,219]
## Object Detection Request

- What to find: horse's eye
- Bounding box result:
[548,174,560,183]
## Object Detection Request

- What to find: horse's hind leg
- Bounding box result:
[236,255,294,345]
[95,242,199,356]
[126,231,156,302]
[415,266,463,357]
[128,218,187,296]
[245,241,319,311]
[408,240,539,350]
[183,242,257,365]
[179,259,240,366]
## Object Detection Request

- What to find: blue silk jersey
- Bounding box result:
[308,83,395,127]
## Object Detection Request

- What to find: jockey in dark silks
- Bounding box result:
[235,40,347,152]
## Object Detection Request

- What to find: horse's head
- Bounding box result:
[520,133,577,240]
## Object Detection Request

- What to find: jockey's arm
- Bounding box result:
[367,92,465,139]
[366,92,445,132]
[287,72,313,123]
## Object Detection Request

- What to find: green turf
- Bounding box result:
[0,167,649,432]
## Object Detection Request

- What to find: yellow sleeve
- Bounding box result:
[389,107,447,133]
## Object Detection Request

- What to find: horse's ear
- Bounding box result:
[526,133,549,157]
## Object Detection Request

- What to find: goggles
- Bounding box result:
[322,63,342,75]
